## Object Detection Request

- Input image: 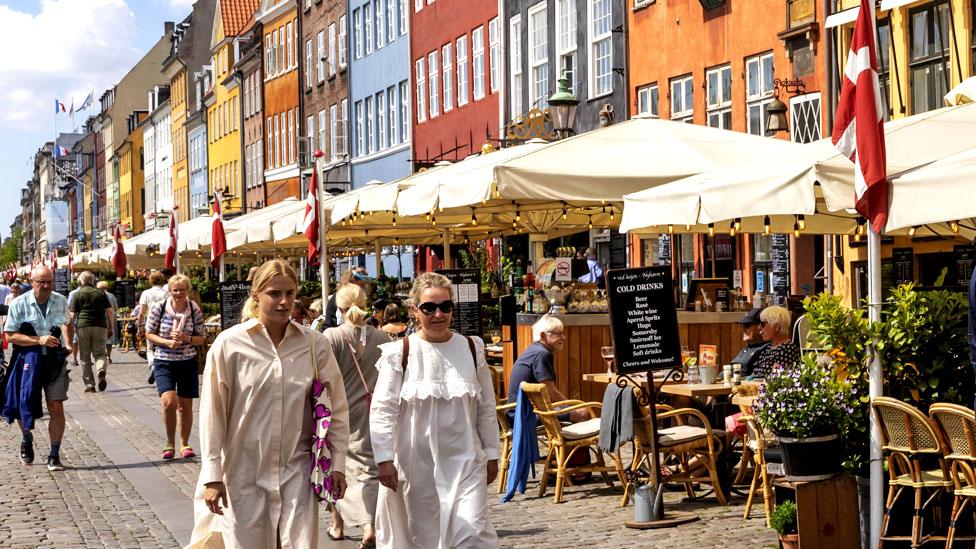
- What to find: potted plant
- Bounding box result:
[753,353,854,481]
[770,500,798,548]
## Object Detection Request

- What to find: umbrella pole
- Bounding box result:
[867,226,883,548]
[374,241,382,277]
[442,230,452,269]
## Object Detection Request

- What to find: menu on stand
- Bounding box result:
[955,245,975,286]
[114,280,137,309]
[436,269,482,337]
[771,234,791,299]
[54,269,70,294]
[606,266,681,374]
[219,281,252,331]
[657,235,672,265]
[892,248,914,285]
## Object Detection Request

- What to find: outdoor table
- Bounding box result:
[659,383,736,398]
[731,394,759,409]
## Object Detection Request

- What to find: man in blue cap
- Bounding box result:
[731,308,769,377]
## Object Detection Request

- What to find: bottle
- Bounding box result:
[524,265,536,291]
[752,290,762,309]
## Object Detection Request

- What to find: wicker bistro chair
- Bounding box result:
[872,397,953,548]
[495,401,516,494]
[620,388,729,507]
[520,382,626,503]
[929,403,976,547]
[739,414,781,527]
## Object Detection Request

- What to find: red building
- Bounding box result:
[410,0,502,169]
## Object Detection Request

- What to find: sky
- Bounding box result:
[0,0,196,242]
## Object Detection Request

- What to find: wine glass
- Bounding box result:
[601,346,615,374]
[490,329,501,346]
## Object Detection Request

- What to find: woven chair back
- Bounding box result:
[872,396,942,454]
[930,403,976,460]
[520,382,563,442]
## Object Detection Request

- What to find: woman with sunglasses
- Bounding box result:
[370,272,499,548]
[750,305,801,379]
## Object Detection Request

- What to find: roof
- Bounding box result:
[220,0,261,37]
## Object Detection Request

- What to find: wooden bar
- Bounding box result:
[503,312,746,405]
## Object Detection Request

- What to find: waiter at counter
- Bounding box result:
[730,308,769,377]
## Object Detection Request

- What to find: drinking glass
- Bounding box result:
[601,346,615,374]
[490,329,501,346]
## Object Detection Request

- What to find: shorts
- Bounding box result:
[154,357,199,399]
[45,363,70,402]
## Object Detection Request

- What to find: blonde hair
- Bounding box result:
[760,305,792,337]
[241,259,300,321]
[408,272,453,306]
[96,281,109,291]
[168,274,192,291]
[77,271,96,287]
[336,283,368,325]
[532,314,564,341]
[149,271,166,286]
[308,298,323,315]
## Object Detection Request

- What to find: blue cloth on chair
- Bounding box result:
[501,386,540,503]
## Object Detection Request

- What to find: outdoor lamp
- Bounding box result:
[765,97,788,135]
[729,221,737,237]
[548,73,579,138]
[908,226,917,237]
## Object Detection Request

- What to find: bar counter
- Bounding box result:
[502,311,745,404]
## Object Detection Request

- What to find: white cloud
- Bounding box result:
[0,0,141,131]
[166,0,196,10]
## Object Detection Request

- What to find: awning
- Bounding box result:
[879,0,923,10]
[825,7,859,29]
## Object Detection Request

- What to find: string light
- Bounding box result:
[471,211,478,225]
[707,223,714,237]
[425,212,431,221]
[667,224,674,235]
[588,216,593,230]
[609,209,615,222]
[392,215,397,227]
[685,224,691,231]
[734,218,742,231]
[515,209,521,222]
[853,231,862,242]
[950,220,960,234]
[729,221,736,237]
[797,214,806,230]
[857,218,866,237]
[562,207,568,220]
[793,222,800,238]
[763,216,771,236]
[908,226,917,237]
[431,215,437,227]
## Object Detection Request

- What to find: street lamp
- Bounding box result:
[765,78,806,136]
[547,72,579,139]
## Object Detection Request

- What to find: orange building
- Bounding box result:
[627,0,829,302]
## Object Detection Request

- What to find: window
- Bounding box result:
[909,2,951,114]
[265,35,272,76]
[790,92,822,144]
[456,36,469,106]
[556,0,577,93]
[307,114,315,153]
[388,85,398,145]
[365,96,374,154]
[377,90,386,148]
[338,15,347,69]
[289,109,295,164]
[510,15,523,115]
[442,44,453,112]
[340,98,349,155]
[365,3,373,54]
[318,109,327,159]
[706,64,732,129]
[354,9,363,59]
[745,52,775,134]
[270,30,278,75]
[590,0,612,96]
[670,75,693,122]
[637,83,659,116]
[329,104,338,159]
[415,0,422,11]
[416,58,427,122]
[274,115,281,167]
[399,81,409,141]
[399,0,407,35]
[488,18,500,93]
[878,19,892,120]
[428,50,440,118]
[355,100,365,156]
[387,0,396,44]
[376,0,384,49]
[267,116,273,167]
[328,24,336,77]
[527,5,547,108]
[286,22,294,69]
[473,25,486,100]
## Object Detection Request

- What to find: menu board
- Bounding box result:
[771,234,791,298]
[955,245,975,286]
[54,269,70,295]
[892,248,914,285]
[436,268,482,337]
[219,281,252,331]
[114,279,137,309]
[606,266,681,374]
[657,235,671,265]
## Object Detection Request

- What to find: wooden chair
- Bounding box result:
[872,397,952,548]
[620,387,729,507]
[929,403,976,547]
[488,367,516,493]
[740,413,779,526]
[520,382,625,503]
[731,383,762,486]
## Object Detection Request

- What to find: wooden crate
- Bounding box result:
[775,475,860,549]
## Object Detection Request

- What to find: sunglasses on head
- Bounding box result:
[417,300,455,315]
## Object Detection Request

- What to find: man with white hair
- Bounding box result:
[2,265,73,471]
[69,271,114,393]
[507,315,591,423]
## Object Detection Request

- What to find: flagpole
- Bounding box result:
[867,223,883,548]
[175,209,181,275]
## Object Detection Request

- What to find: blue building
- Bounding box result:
[347,0,412,189]
[187,124,208,218]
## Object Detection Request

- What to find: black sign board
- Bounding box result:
[606,266,681,374]
[54,269,70,295]
[219,281,252,331]
[771,234,791,298]
[657,235,671,265]
[114,280,136,309]
[955,245,975,286]
[435,269,482,337]
[892,248,914,285]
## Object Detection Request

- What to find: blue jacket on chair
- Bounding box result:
[2,345,46,430]
[502,386,540,503]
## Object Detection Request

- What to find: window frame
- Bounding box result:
[328,24,337,77]
[338,15,348,69]
[457,35,469,106]
[669,74,694,122]
[399,80,409,142]
[442,43,454,112]
[745,51,775,135]
[388,85,398,145]
[556,0,578,94]
[637,83,659,116]
[316,31,325,83]
[354,8,363,60]
[428,50,440,118]
[588,0,613,98]
[355,100,365,156]
[387,0,396,44]
[365,96,374,154]
[527,3,548,108]
[377,90,387,149]
[908,1,951,114]
[488,17,500,93]
[705,64,732,129]
[510,14,524,116]
[318,109,327,160]
[365,2,373,55]
[416,58,427,123]
[472,25,486,101]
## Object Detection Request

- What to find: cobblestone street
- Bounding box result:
[0,350,778,548]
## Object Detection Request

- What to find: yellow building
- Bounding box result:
[206,0,254,216]
[117,116,146,235]
[168,65,190,217]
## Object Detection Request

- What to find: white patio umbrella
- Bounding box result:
[945,76,976,106]
[884,146,976,233]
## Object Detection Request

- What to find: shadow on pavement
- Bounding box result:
[68,458,195,471]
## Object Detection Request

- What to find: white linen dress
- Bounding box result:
[370,333,500,549]
[188,319,349,549]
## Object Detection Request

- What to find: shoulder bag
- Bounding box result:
[340,329,373,412]
[309,332,339,504]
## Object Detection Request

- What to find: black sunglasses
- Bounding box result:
[417,300,455,316]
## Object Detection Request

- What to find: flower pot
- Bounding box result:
[779,533,799,549]
[777,432,843,482]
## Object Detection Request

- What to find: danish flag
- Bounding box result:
[165,208,179,271]
[211,192,227,267]
[302,171,320,265]
[111,224,127,277]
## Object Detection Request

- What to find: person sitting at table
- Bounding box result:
[749,305,801,380]
[507,315,591,423]
[731,308,770,377]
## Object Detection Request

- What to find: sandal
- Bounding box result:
[180,445,196,459]
[359,540,376,549]
[326,526,344,541]
[161,447,175,460]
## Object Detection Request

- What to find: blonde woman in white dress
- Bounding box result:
[370,272,499,548]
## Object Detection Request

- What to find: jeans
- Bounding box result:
[77,326,108,388]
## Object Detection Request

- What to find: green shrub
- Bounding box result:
[770,500,797,535]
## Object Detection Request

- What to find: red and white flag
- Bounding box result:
[50,250,58,270]
[211,192,227,267]
[111,224,127,277]
[831,0,888,233]
[165,208,179,271]
[67,248,73,273]
[302,171,320,265]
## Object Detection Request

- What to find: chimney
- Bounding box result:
[164,21,175,34]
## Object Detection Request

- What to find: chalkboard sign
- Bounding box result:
[436,268,482,337]
[955,245,975,286]
[892,248,914,285]
[657,235,671,265]
[771,234,791,298]
[114,280,136,309]
[606,266,682,374]
[54,269,70,295]
[219,281,252,331]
